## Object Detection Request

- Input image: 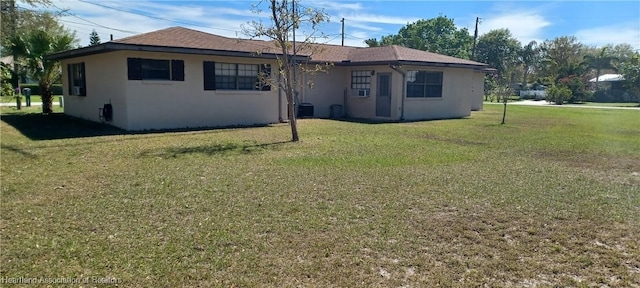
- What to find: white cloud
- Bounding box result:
[342,13,417,25]
[575,23,640,50]
[47,0,261,46]
[344,22,384,32]
[477,12,551,45]
[309,1,364,12]
[45,0,393,48]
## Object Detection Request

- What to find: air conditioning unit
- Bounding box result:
[73,86,81,95]
[357,89,369,97]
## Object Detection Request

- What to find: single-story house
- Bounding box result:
[48,27,491,131]
[589,74,625,83]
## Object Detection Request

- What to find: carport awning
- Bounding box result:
[589,74,625,82]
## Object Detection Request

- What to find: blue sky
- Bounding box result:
[40,0,640,50]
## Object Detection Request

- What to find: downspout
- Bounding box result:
[389,64,406,121]
[343,88,348,118]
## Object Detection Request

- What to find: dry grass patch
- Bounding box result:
[1,105,639,287]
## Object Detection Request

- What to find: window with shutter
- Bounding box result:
[127,58,184,81]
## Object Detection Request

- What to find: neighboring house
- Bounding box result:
[589,74,634,102]
[1,56,14,66]
[589,74,625,83]
[48,27,491,131]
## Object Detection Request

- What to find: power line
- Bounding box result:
[77,0,239,33]
[49,2,138,34]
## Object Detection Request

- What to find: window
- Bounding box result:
[127,58,184,81]
[203,61,271,91]
[67,62,86,96]
[406,71,443,98]
[351,70,371,90]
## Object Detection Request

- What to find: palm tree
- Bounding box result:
[583,47,618,90]
[519,40,540,87]
[8,29,76,113]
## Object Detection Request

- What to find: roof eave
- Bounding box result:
[312,59,488,69]
[47,42,295,61]
[396,60,488,69]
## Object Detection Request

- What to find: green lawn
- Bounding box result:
[579,102,640,108]
[1,105,639,287]
[0,95,62,104]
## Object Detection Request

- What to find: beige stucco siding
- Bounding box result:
[60,47,486,129]
[403,67,474,121]
[61,52,128,129]
[344,66,401,120]
[123,53,279,130]
[471,71,485,111]
[62,51,280,131]
[299,66,346,118]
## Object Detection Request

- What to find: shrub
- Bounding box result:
[18,84,63,95]
[558,75,590,103]
[546,85,572,105]
[1,63,15,97]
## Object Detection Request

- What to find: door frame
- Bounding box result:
[376,73,392,117]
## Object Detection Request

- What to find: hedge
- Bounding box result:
[18,84,63,95]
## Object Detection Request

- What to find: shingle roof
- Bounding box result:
[50,26,489,68]
[113,27,281,55]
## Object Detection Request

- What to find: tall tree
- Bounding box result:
[608,43,635,69]
[539,36,585,83]
[474,29,521,85]
[364,38,379,47]
[519,40,540,87]
[583,47,618,90]
[89,29,101,46]
[619,52,640,106]
[8,24,77,113]
[364,16,473,59]
[1,0,53,87]
[242,0,329,142]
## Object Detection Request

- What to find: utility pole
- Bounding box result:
[341,18,345,46]
[291,0,297,105]
[7,0,19,89]
[472,17,480,60]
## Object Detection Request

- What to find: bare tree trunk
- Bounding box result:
[40,82,53,114]
[501,98,507,125]
[282,55,299,142]
[522,65,529,88]
[287,92,299,142]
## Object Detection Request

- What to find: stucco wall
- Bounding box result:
[61,49,485,129]
[471,71,485,111]
[344,66,401,120]
[299,66,346,118]
[402,66,474,121]
[124,52,280,131]
[61,52,128,129]
[63,51,280,131]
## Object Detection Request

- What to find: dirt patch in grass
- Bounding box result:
[532,150,640,185]
[422,133,488,146]
[404,208,640,287]
[2,106,640,287]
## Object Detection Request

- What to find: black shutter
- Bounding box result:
[171,60,184,81]
[127,58,142,80]
[80,62,86,96]
[203,61,216,90]
[260,64,271,91]
[67,64,72,95]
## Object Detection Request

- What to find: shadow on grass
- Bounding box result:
[1,112,273,141]
[0,143,37,157]
[1,113,123,140]
[139,141,289,158]
[333,116,469,125]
